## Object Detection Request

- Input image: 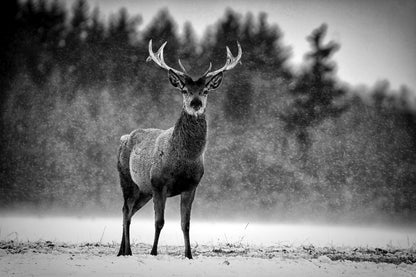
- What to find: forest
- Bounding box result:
[0,0,415,223]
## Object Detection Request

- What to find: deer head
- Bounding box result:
[146,40,242,117]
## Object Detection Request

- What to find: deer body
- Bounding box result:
[120,112,207,198]
[117,40,241,259]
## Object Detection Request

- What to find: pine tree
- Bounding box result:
[209,8,241,68]
[142,9,180,104]
[106,8,141,86]
[207,9,253,122]
[65,0,89,89]
[281,24,347,166]
[250,12,290,77]
[179,22,198,74]
[84,7,106,86]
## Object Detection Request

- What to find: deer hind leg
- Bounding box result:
[117,171,151,256]
[118,193,151,256]
[181,188,196,259]
[118,199,133,256]
[150,186,167,256]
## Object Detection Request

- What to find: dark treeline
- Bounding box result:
[1,0,415,222]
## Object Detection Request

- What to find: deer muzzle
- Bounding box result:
[190,98,203,111]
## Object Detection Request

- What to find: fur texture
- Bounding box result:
[117,110,207,258]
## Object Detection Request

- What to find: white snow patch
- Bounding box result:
[1,253,415,277]
[1,216,415,249]
[317,255,332,263]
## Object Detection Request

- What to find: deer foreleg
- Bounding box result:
[150,186,167,256]
[180,188,196,259]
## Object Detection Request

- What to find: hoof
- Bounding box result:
[117,249,132,256]
[117,252,132,256]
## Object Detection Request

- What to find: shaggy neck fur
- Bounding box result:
[170,110,207,160]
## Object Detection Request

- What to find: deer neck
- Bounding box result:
[171,110,207,160]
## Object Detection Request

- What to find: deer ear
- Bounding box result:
[168,70,185,90]
[205,72,223,91]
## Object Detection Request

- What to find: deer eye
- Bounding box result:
[181,88,188,94]
[202,89,208,95]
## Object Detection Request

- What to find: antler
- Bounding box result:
[178,59,188,74]
[202,62,212,77]
[205,42,242,77]
[146,40,185,76]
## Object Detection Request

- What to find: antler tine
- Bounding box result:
[202,62,212,77]
[146,40,166,68]
[206,41,242,77]
[178,59,188,74]
[146,39,185,76]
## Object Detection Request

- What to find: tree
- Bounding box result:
[223,70,254,122]
[0,0,19,104]
[207,9,291,122]
[142,8,180,63]
[206,9,254,122]
[281,24,347,167]
[142,9,180,104]
[14,0,66,85]
[68,0,89,43]
[208,8,241,68]
[241,12,290,78]
[178,22,198,74]
[106,8,141,87]
[64,0,89,89]
[84,7,106,86]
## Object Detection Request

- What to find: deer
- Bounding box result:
[117,40,242,259]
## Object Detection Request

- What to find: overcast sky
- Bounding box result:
[66,0,416,91]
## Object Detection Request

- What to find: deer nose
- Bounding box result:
[190,98,202,110]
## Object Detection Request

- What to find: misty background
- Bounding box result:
[0,0,415,223]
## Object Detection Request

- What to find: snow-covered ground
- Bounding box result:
[1,252,415,277]
[1,216,415,248]
[1,216,415,277]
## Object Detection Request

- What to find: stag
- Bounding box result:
[117,40,242,259]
